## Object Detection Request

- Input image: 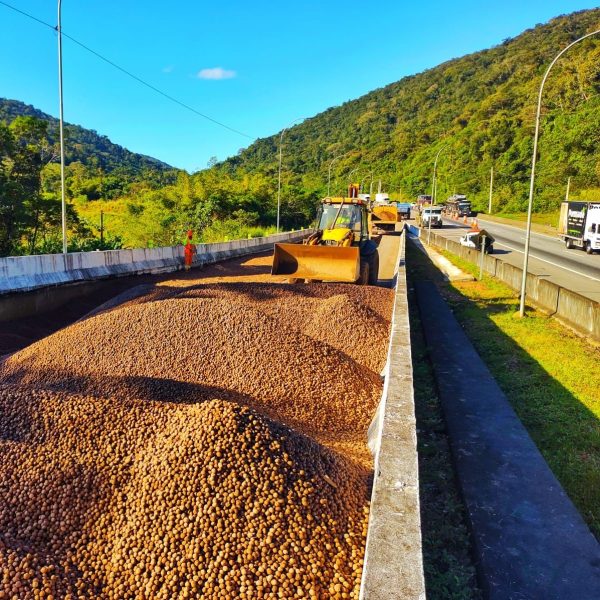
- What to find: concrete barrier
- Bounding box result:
[360,232,426,600]
[413,226,600,342]
[0,230,309,296]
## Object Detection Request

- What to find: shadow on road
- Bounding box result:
[406,239,600,540]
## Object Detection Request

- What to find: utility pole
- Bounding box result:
[565,176,571,202]
[488,166,494,214]
[57,0,67,254]
[100,210,104,246]
[276,117,304,233]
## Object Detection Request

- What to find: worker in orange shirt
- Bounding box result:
[184,229,196,271]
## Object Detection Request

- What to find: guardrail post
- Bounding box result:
[479,235,486,280]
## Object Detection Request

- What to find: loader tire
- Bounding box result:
[358,260,369,285]
[367,251,379,285]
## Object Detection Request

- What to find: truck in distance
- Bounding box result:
[558,201,600,254]
[445,194,472,217]
[418,206,443,228]
[371,190,408,233]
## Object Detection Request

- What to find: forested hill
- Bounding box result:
[221,8,600,213]
[0,98,172,174]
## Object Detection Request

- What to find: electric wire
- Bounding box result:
[0,0,255,140]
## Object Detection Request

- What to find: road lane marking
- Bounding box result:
[477,218,559,241]
[494,241,600,283]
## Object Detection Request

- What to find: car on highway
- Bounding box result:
[459,229,495,253]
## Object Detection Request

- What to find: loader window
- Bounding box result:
[318,204,363,231]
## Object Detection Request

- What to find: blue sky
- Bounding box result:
[0,1,597,172]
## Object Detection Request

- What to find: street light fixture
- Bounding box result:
[519,29,600,317]
[276,117,304,233]
[57,0,67,254]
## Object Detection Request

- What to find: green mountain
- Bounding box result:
[220,8,600,215]
[0,99,178,255]
[0,98,173,175]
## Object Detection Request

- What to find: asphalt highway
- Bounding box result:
[423,215,600,302]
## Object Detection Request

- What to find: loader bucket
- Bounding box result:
[271,243,360,282]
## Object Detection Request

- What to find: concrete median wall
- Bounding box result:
[360,232,426,600]
[0,230,309,296]
[409,224,600,342]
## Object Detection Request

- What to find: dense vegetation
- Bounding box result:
[1,9,598,255]
[0,101,178,254]
[229,9,599,215]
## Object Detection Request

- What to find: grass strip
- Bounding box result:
[411,241,600,538]
[407,259,482,599]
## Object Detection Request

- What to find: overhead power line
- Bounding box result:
[0,0,255,140]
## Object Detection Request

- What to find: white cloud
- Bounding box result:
[197,67,236,80]
[162,65,174,73]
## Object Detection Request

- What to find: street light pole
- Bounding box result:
[57,0,67,254]
[327,155,343,196]
[488,166,494,214]
[276,117,304,233]
[428,145,446,243]
[519,29,600,317]
[347,167,359,184]
[361,170,374,195]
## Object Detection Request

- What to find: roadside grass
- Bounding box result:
[407,259,482,599]
[413,241,600,538]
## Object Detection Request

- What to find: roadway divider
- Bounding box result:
[0,230,310,296]
[360,231,426,600]
[407,224,600,342]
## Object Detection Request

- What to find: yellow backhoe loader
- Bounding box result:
[272,186,379,285]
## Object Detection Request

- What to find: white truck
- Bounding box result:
[419,206,443,228]
[558,201,600,254]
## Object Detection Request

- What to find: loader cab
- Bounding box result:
[317,199,369,242]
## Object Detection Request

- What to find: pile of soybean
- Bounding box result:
[0,282,393,599]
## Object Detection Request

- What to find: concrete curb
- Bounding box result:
[0,231,309,296]
[415,280,600,599]
[360,232,426,600]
